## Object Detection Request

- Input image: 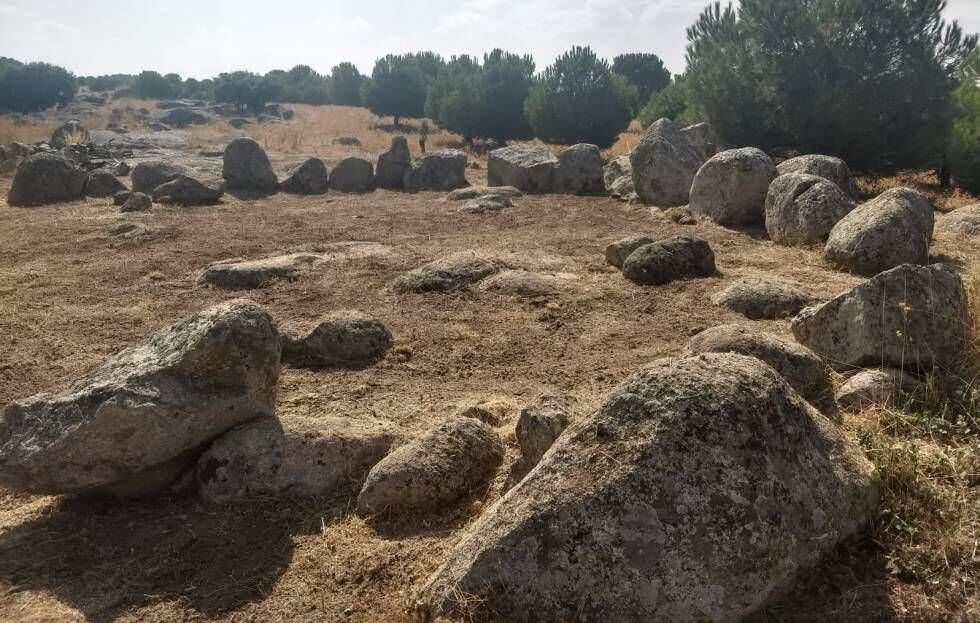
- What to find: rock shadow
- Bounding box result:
[0,492,337,622]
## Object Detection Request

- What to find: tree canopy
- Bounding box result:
[0,59,77,112]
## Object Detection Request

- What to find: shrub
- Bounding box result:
[524,46,633,148]
[685,0,977,170]
[0,58,77,112]
[214,71,281,114]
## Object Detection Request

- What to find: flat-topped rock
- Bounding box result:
[391,252,501,293]
[712,277,818,320]
[488,145,557,194]
[151,175,225,206]
[403,150,468,191]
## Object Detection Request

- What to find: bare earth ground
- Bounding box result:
[0,104,977,622]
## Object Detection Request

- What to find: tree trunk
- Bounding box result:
[394,115,400,128]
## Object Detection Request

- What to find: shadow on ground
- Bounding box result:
[0,493,338,622]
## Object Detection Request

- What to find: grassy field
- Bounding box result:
[0,101,977,622]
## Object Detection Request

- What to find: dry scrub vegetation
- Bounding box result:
[0,103,978,622]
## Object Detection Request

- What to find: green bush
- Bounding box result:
[685,0,977,170]
[524,46,633,148]
[638,75,702,128]
[214,71,280,114]
[0,58,77,112]
[949,80,980,193]
[425,49,534,143]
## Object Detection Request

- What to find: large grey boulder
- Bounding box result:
[622,235,716,285]
[7,153,88,206]
[553,144,604,195]
[792,263,969,371]
[711,277,818,320]
[681,122,719,160]
[196,416,401,504]
[630,118,704,206]
[50,120,90,149]
[0,300,281,496]
[282,311,393,368]
[685,324,833,408]
[151,175,225,206]
[131,160,191,194]
[603,155,634,198]
[487,145,556,194]
[356,416,504,516]
[403,150,468,191]
[329,157,374,193]
[375,136,411,189]
[824,187,934,276]
[777,154,859,199]
[279,157,329,195]
[413,353,877,622]
[391,253,501,293]
[689,147,777,226]
[84,168,128,198]
[765,173,856,245]
[222,137,278,194]
[937,204,980,236]
[605,235,657,269]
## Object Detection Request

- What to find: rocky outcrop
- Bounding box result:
[622,235,716,285]
[391,253,501,293]
[413,354,877,622]
[375,136,411,189]
[685,324,834,408]
[282,312,393,368]
[196,416,401,504]
[84,168,128,198]
[689,147,777,226]
[824,188,934,276]
[712,277,818,320]
[447,186,522,202]
[630,118,704,206]
[329,157,374,193]
[222,137,278,194]
[553,144,604,195]
[199,253,325,290]
[777,154,859,199]
[937,204,980,236]
[792,263,969,371]
[515,396,571,469]
[7,153,88,206]
[605,235,657,269]
[279,158,329,195]
[356,417,504,516]
[131,160,191,194]
[403,150,468,191]
[603,155,634,198]
[151,175,225,206]
[0,300,281,496]
[487,145,557,194]
[765,173,855,245]
[681,122,719,160]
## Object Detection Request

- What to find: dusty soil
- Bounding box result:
[0,107,978,622]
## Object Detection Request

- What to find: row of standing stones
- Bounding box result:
[0,118,978,620]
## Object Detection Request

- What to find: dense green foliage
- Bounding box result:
[685,0,977,170]
[0,57,77,112]
[362,52,444,125]
[265,65,331,105]
[425,49,534,142]
[638,74,702,128]
[949,50,980,193]
[330,62,364,106]
[213,71,281,113]
[612,52,671,111]
[524,46,633,148]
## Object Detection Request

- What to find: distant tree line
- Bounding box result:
[4,0,980,192]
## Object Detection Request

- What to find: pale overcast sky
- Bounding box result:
[2,0,979,79]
